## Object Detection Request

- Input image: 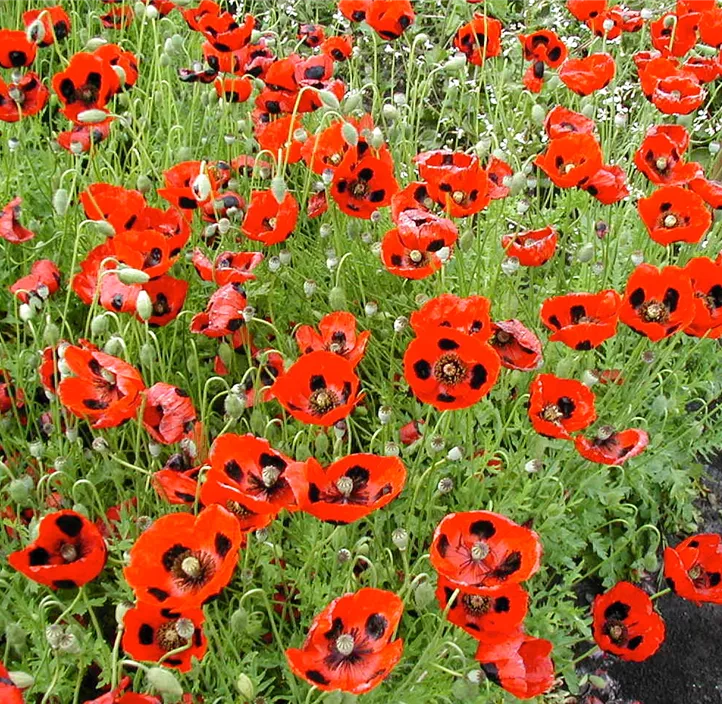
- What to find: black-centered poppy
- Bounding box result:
[366,0,414,40]
[410,294,493,341]
[501,226,558,266]
[10,259,61,304]
[579,164,629,204]
[634,124,701,185]
[23,5,71,47]
[454,14,503,65]
[322,35,354,61]
[574,428,649,466]
[535,133,603,188]
[490,320,544,370]
[638,185,711,245]
[684,256,722,338]
[430,511,543,587]
[285,453,406,524]
[141,276,188,327]
[152,465,201,506]
[242,190,299,245]
[544,105,596,139]
[518,29,567,68]
[190,282,247,338]
[8,510,107,589]
[0,30,37,68]
[664,534,722,605]
[192,249,262,286]
[528,374,596,439]
[285,588,404,694]
[0,73,49,122]
[541,290,621,350]
[57,121,112,153]
[142,383,197,445]
[295,311,370,367]
[650,11,701,56]
[80,182,146,234]
[1,197,35,244]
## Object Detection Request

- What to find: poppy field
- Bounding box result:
[3,0,722,701]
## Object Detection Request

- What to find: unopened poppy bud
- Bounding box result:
[531,104,546,124]
[341,121,359,147]
[19,304,34,322]
[270,176,287,204]
[117,267,151,285]
[337,548,352,563]
[230,606,248,632]
[147,667,183,702]
[43,320,60,346]
[630,251,644,266]
[343,91,363,113]
[581,103,595,118]
[652,395,668,416]
[614,112,627,128]
[577,243,595,263]
[384,441,400,457]
[501,256,520,275]
[148,441,162,458]
[328,285,347,310]
[8,670,34,689]
[236,673,255,700]
[26,19,46,44]
[53,188,70,216]
[225,392,246,419]
[92,437,109,453]
[437,477,454,494]
[364,301,378,316]
[663,13,676,28]
[136,290,153,321]
[393,316,408,333]
[318,89,341,110]
[77,109,109,124]
[115,601,133,626]
[382,103,398,120]
[582,369,600,387]
[8,478,32,503]
[525,459,542,473]
[303,279,317,297]
[159,53,171,67]
[192,172,212,202]
[392,528,408,550]
[135,173,152,194]
[414,580,436,610]
[447,446,463,461]
[710,141,721,155]
[92,219,116,237]
[315,432,330,455]
[444,53,467,73]
[378,406,393,424]
[86,37,107,51]
[369,127,385,150]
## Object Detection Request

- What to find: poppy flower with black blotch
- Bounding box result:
[522,61,546,93]
[541,290,621,350]
[683,256,722,338]
[664,534,722,604]
[10,259,61,304]
[23,5,71,46]
[391,181,435,219]
[255,115,305,164]
[201,191,246,223]
[400,419,423,445]
[85,677,162,704]
[8,510,107,589]
[272,350,360,426]
[178,65,218,84]
[302,116,366,175]
[152,456,201,506]
[690,176,722,209]
[559,53,616,95]
[95,44,139,90]
[308,191,328,218]
[80,183,146,234]
[410,293,492,341]
[332,146,398,219]
[197,9,254,52]
[181,0,220,31]
[652,73,704,114]
[286,588,404,694]
[486,157,512,199]
[403,327,500,411]
[620,263,695,340]
[454,14,503,66]
[298,23,325,47]
[140,275,188,327]
[242,190,299,245]
[0,30,37,68]
[322,35,353,61]
[490,320,544,371]
[285,453,406,524]
[71,242,132,310]
[436,576,528,639]
[1,197,35,244]
[39,344,64,395]
[528,374,596,439]
[575,428,649,465]
[519,29,567,68]
[144,0,176,17]
[214,76,252,102]
[475,632,555,700]
[192,248,262,286]
[544,105,596,140]
[199,473,275,533]
[157,161,221,212]
[0,73,49,122]
[100,4,134,29]
[650,12,700,57]
[0,660,23,704]
[638,185,711,245]
[534,133,603,188]
[586,6,625,39]
[136,203,192,258]
[238,349,286,407]
[57,121,112,153]
[580,164,630,204]
[567,0,607,21]
[295,311,371,367]
[142,383,197,445]
[634,124,701,185]
[122,602,206,672]
[501,225,558,267]
[381,209,458,280]
[190,282,247,338]
[636,54,678,97]
[52,51,120,123]
[124,504,242,609]
[430,511,543,587]
[113,228,175,279]
[592,582,665,661]
[0,371,24,415]
[339,0,370,22]
[366,0,414,39]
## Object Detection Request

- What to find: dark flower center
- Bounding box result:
[170,549,214,590]
[434,353,467,385]
[462,593,492,615]
[605,620,628,645]
[640,300,669,323]
[541,404,563,422]
[156,620,189,651]
[309,388,340,415]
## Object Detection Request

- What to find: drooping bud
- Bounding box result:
[146,667,184,702]
[53,188,70,216]
[341,121,359,147]
[318,89,341,110]
[136,290,153,321]
[270,175,287,204]
[117,267,151,285]
[77,109,109,124]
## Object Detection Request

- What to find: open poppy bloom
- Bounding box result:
[682,55,721,83]
[255,115,305,164]
[486,157,512,199]
[214,75,253,102]
[1,197,35,244]
[100,4,134,29]
[0,73,49,122]
[85,676,162,704]
[436,575,528,639]
[430,511,543,587]
[197,9,254,51]
[0,30,37,68]
[158,160,226,212]
[391,181,435,219]
[8,510,107,589]
[574,428,649,465]
[566,0,607,21]
[652,73,705,114]
[544,105,596,139]
[322,34,354,61]
[684,256,722,338]
[410,294,492,341]
[143,383,197,445]
[650,11,701,57]
[122,602,207,672]
[10,259,61,304]
[403,327,500,410]
[501,226,558,266]
[0,660,23,704]
[141,276,189,327]
[522,61,546,93]
[592,582,665,661]
[519,29,567,67]
[190,282,247,338]
[201,191,246,223]
[475,633,555,699]
[490,320,543,370]
[365,0,414,39]
[152,465,200,506]
[285,588,404,694]
[95,43,139,90]
[285,453,406,524]
[113,229,175,279]
[57,121,112,153]
[295,311,370,367]
[124,504,242,609]
[192,249,262,286]
[454,14,503,65]
[242,190,299,245]
[58,345,145,428]
[381,209,458,280]
[535,133,603,188]
[271,350,360,426]
[579,164,629,204]
[664,534,722,604]
[619,263,695,341]
[298,23,325,47]
[559,53,615,95]
[302,118,358,175]
[23,5,71,46]
[339,0,371,22]
[528,374,596,439]
[540,290,621,350]
[80,182,146,233]
[634,124,701,185]
[638,185,711,245]
[690,176,722,209]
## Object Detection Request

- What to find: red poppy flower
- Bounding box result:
[302,116,369,175]
[52,51,120,122]
[620,263,695,340]
[0,30,37,68]
[285,453,406,524]
[295,311,370,367]
[308,191,328,218]
[152,464,200,506]
[391,181,435,219]
[664,534,722,604]
[0,660,23,704]
[574,428,649,465]
[522,61,546,93]
[399,419,423,445]
[10,259,61,304]
[699,6,722,46]
[586,7,625,38]
[366,0,414,40]
[519,30,567,68]
[559,53,616,95]
[271,350,360,426]
[124,504,242,608]
[528,374,596,439]
[198,10,254,52]
[638,185,711,245]
[141,275,189,327]
[683,256,722,338]
[567,0,607,21]
[158,161,223,211]
[475,633,555,699]
[143,383,197,445]
[592,582,665,661]
[636,54,679,96]
[286,588,404,694]
[86,676,161,704]
[454,14,503,65]
[0,372,24,415]
[652,73,704,114]
[112,229,175,279]
[381,209,458,280]
[544,105,596,140]
[501,226,558,266]
[541,290,621,350]
[39,344,63,395]
[238,349,286,407]
[322,35,354,61]
[690,176,722,208]
[201,191,246,223]
[23,6,72,47]
[190,282,247,338]
[57,121,112,153]
[122,602,206,672]
[178,65,218,84]
[1,197,35,244]
[214,76,252,102]
[535,133,603,188]
[580,164,629,204]
[339,0,371,22]
[683,55,721,83]
[8,510,107,589]
[0,73,49,122]
[80,182,146,234]
[298,23,325,47]
[486,157,512,199]
[58,345,145,428]
[403,327,500,411]
[650,12,700,57]
[436,576,528,639]
[192,249,262,286]
[490,320,543,370]
[410,294,492,341]
[634,124,701,185]
[242,190,299,245]
[95,44,139,90]
[430,511,543,587]
[100,5,134,29]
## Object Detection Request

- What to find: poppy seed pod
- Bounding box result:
[444,53,467,73]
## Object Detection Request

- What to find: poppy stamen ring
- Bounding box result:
[606,621,627,645]
[462,593,492,615]
[641,301,668,322]
[434,353,467,385]
[156,620,189,651]
[541,404,563,422]
[309,388,340,415]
